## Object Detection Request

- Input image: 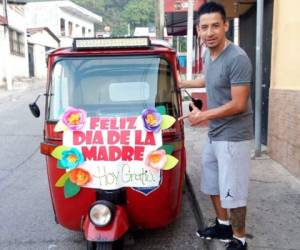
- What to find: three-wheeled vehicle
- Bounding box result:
[30,37,187,249]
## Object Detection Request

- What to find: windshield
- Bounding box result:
[48,55,178,120]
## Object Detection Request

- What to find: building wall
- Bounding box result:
[26,2,96,47]
[0,3,5,89]
[0,26,6,88]
[7,4,29,77]
[0,4,3,14]
[25,3,59,35]
[0,4,29,89]
[268,0,300,178]
[58,8,94,47]
[27,31,59,78]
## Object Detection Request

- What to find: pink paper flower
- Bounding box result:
[62,107,87,130]
[145,149,167,171]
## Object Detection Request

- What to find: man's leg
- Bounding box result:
[197,139,233,242]
[211,194,228,220]
[216,140,251,249]
[230,207,246,237]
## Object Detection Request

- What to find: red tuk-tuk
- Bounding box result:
[30,37,187,249]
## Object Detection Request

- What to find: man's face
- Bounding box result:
[197,12,228,49]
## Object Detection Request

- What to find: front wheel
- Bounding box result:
[96,242,113,250]
[86,239,123,250]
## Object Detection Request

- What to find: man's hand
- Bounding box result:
[178,103,207,126]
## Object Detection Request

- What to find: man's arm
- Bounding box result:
[180,84,250,125]
[177,71,206,88]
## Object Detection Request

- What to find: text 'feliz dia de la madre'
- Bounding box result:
[69,117,160,162]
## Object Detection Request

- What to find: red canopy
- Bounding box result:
[164,0,205,36]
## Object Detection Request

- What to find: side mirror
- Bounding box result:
[29,94,41,118]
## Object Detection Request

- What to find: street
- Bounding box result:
[0,83,205,250]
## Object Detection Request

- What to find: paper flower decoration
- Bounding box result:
[62,107,87,130]
[141,107,162,133]
[59,148,84,169]
[145,149,167,171]
[69,168,91,186]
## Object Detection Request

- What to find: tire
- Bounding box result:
[86,239,123,250]
[86,241,95,250]
[95,242,113,250]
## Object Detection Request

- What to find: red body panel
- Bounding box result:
[43,44,187,232]
[83,206,129,241]
[126,146,186,229]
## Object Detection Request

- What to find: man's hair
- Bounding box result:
[197,1,227,23]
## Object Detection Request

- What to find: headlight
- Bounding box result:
[89,200,115,227]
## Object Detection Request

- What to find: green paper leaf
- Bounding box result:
[64,178,80,198]
[163,155,179,170]
[159,144,174,154]
[57,161,65,169]
[55,172,70,187]
[51,146,71,160]
[161,115,176,130]
[156,105,166,115]
[54,120,68,132]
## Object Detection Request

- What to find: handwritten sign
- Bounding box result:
[63,116,162,189]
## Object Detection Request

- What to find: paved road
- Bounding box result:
[0,83,205,250]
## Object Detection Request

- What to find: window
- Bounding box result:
[82,27,85,37]
[68,21,73,36]
[48,56,178,120]
[60,18,65,36]
[9,28,25,57]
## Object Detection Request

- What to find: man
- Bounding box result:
[179,2,253,250]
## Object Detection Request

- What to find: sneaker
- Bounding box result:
[226,238,248,250]
[196,218,233,242]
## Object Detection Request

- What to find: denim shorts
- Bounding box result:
[201,138,252,209]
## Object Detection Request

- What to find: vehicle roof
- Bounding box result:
[49,41,176,57]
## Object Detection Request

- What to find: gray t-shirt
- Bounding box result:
[203,43,253,141]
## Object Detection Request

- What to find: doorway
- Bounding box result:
[28,44,34,77]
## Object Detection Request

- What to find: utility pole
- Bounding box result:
[186,0,194,80]
[255,0,264,157]
[155,0,164,39]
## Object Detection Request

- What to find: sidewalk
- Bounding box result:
[0,78,45,102]
[183,101,300,250]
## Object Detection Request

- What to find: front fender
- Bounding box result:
[83,205,129,242]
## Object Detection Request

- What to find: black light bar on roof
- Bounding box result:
[73,37,150,50]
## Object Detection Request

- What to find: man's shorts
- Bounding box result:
[201,138,252,209]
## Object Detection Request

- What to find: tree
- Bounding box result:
[121,0,155,35]
[27,0,155,36]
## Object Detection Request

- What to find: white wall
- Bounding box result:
[0,4,4,87]
[26,3,59,35]
[32,44,46,78]
[7,4,29,78]
[26,2,99,47]
[0,4,3,14]
[28,30,59,48]
[0,4,29,89]
[27,30,59,78]
[0,26,6,88]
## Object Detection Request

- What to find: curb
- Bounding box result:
[185,173,210,250]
